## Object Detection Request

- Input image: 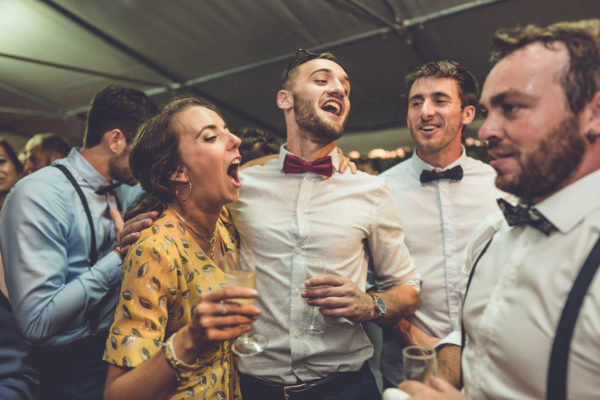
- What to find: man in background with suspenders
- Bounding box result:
[400,19,600,400]
[0,85,157,400]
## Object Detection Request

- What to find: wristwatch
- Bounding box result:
[370,294,386,320]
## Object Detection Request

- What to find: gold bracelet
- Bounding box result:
[162,332,201,383]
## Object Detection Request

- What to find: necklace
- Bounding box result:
[172,208,218,260]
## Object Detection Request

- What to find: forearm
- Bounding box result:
[105,326,213,400]
[437,344,462,389]
[104,356,176,400]
[12,251,121,343]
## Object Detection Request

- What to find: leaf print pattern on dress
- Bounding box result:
[103,208,240,399]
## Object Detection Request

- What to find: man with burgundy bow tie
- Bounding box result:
[400,19,600,399]
[227,50,421,399]
[0,85,157,400]
[378,61,505,388]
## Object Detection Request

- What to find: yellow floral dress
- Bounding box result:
[104,207,240,400]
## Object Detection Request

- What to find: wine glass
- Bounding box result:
[222,250,268,356]
[402,345,438,384]
[303,265,327,334]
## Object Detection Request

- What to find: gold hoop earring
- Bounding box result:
[176,180,193,203]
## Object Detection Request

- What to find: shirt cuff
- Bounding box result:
[94,250,123,288]
[435,330,461,350]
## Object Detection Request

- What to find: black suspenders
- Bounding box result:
[460,233,600,400]
[53,164,102,338]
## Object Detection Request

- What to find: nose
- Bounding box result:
[229,131,241,149]
[328,79,346,100]
[478,112,502,143]
[420,99,435,119]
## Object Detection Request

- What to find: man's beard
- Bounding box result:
[490,115,585,201]
[108,154,136,186]
[293,95,344,143]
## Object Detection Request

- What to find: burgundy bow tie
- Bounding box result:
[282,154,334,177]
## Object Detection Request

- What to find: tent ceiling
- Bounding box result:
[1,0,599,153]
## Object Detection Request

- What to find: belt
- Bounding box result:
[240,364,369,400]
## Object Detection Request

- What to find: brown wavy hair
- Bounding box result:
[125,97,221,219]
[490,20,600,115]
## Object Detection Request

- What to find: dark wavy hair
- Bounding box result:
[0,138,23,175]
[125,97,221,219]
[404,60,479,109]
[490,20,600,115]
[83,85,158,148]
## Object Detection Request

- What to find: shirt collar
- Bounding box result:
[278,144,340,173]
[409,145,467,174]
[60,147,115,190]
[534,169,600,233]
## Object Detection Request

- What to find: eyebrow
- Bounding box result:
[408,91,451,103]
[480,89,537,108]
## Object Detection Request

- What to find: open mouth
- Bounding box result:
[419,124,439,133]
[321,99,342,116]
[227,159,241,188]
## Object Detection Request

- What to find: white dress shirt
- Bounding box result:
[460,168,600,399]
[379,150,502,385]
[228,145,420,384]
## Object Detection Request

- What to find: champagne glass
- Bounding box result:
[303,265,327,334]
[223,250,267,356]
[402,345,438,384]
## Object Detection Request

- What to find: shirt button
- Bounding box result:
[295,288,301,294]
[446,219,451,224]
[450,284,456,291]
[442,187,447,193]
[448,251,454,257]
[293,329,300,337]
[296,247,302,254]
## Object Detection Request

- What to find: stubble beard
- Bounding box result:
[492,115,585,201]
[293,95,344,143]
[108,154,136,186]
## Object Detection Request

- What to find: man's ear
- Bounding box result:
[461,105,476,125]
[277,89,293,111]
[169,167,189,184]
[581,91,600,143]
[106,129,126,153]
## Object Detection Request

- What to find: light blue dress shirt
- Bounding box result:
[0,149,143,346]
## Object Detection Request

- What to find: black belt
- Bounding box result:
[240,364,370,400]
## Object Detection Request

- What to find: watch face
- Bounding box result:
[375,296,386,315]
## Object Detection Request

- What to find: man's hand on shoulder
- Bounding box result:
[117,211,158,258]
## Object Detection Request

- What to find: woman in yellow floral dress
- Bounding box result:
[103,98,261,400]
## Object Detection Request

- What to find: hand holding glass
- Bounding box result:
[223,250,267,356]
[402,345,438,384]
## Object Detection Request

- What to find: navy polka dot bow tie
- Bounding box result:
[420,165,463,184]
[497,198,557,236]
[282,154,334,177]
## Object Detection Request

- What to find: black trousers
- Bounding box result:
[240,363,380,400]
[29,332,108,400]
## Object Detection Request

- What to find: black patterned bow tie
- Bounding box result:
[497,198,557,236]
[420,165,463,184]
[95,181,121,195]
[96,181,122,211]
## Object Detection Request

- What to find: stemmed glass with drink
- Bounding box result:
[222,250,268,356]
[303,264,328,335]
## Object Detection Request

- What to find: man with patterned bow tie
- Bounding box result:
[0,85,157,400]
[228,50,421,399]
[400,19,600,399]
[378,60,505,388]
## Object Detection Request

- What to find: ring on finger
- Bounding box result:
[219,303,227,315]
